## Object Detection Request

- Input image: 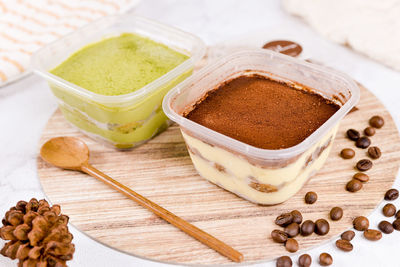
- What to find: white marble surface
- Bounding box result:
[1,0,400,266]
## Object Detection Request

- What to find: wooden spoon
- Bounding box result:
[40,136,243,263]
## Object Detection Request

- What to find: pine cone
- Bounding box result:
[0,198,75,267]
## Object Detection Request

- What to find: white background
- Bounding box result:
[1,0,400,266]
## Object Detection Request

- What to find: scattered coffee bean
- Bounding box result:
[396,210,400,219]
[356,159,373,171]
[276,256,292,267]
[300,220,315,236]
[335,239,353,252]
[271,229,288,243]
[353,216,369,231]
[382,203,396,217]
[393,219,400,231]
[285,223,300,238]
[364,126,376,136]
[330,207,343,221]
[305,191,317,204]
[291,210,303,224]
[385,189,399,201]
[363,229,382,241]
[319,253,333,266]
[378,220,394,234]
[315,219,330,235]
[346,129,360,141]
[285,238,299,253]
[298,254,312,267]
[368,146,381,159]
[341,230,355,241]
[275,213,294,227]
[353,172,369,183]
[340,148,355,159]
[355,136,371,149]
[350,106,360,114]
[369,115,384,128]
[346,179,363,192]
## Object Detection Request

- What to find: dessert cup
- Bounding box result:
[32,15,205,149]
[163,49,359,205]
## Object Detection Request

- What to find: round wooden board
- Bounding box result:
[37,85,400,264]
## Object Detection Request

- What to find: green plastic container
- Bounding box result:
[32,15,205,148]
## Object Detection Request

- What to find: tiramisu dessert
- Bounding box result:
[185,75,339,149]
[163,50,359,205]
[182,75,340,205]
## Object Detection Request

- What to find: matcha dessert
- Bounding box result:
[48,33,192,148]
[51,33,189,96]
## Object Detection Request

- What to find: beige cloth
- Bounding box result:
[283,0,400,72]
[0,0,140,86]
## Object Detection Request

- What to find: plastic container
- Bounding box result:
[163,49,359,205]
[32,15,205,149]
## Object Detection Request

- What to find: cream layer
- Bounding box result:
[181,124,338,204]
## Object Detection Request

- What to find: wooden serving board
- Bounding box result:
[37,84,400,265]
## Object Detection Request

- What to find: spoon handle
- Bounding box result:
[81,163,243,263]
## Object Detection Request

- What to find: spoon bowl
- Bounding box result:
[40,136,89,170]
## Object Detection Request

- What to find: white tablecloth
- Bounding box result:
[1,0,399,266]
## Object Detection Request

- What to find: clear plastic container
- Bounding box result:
[163,49,359,205]
[32,15,205,149]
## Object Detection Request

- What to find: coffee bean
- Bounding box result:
[305,191,317,204]
[350,106,359,113]
[315,219,330,235]
[300,220,315,236]
[340,148,355,159]
[285,238,299,253]
[382,203,396,217]
[369,115,384,128]
[364,229,382,241]
[298,254,312,267]
[353,216,369,231]
[393,219,400,231]
[378,220,394,234]
[285,223,300,237]
[396,210,400,219]
[276,256,292,267]
[346,179,363,192]
[319,253,333,266]
[291,210,303,224]
[330,207,343,221]
[356,159,373,171]
[275,213,294,227]
[364,127,376,136]
[335,239,353,252]
[368,146,381,159]
[271,229,288,243]
[346,129,360,141]
[385,189,399,201]
[355,136,371,149]
[353,172,369,182]
[341,230,355,241]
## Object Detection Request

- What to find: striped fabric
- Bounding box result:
[0,0,140,87]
